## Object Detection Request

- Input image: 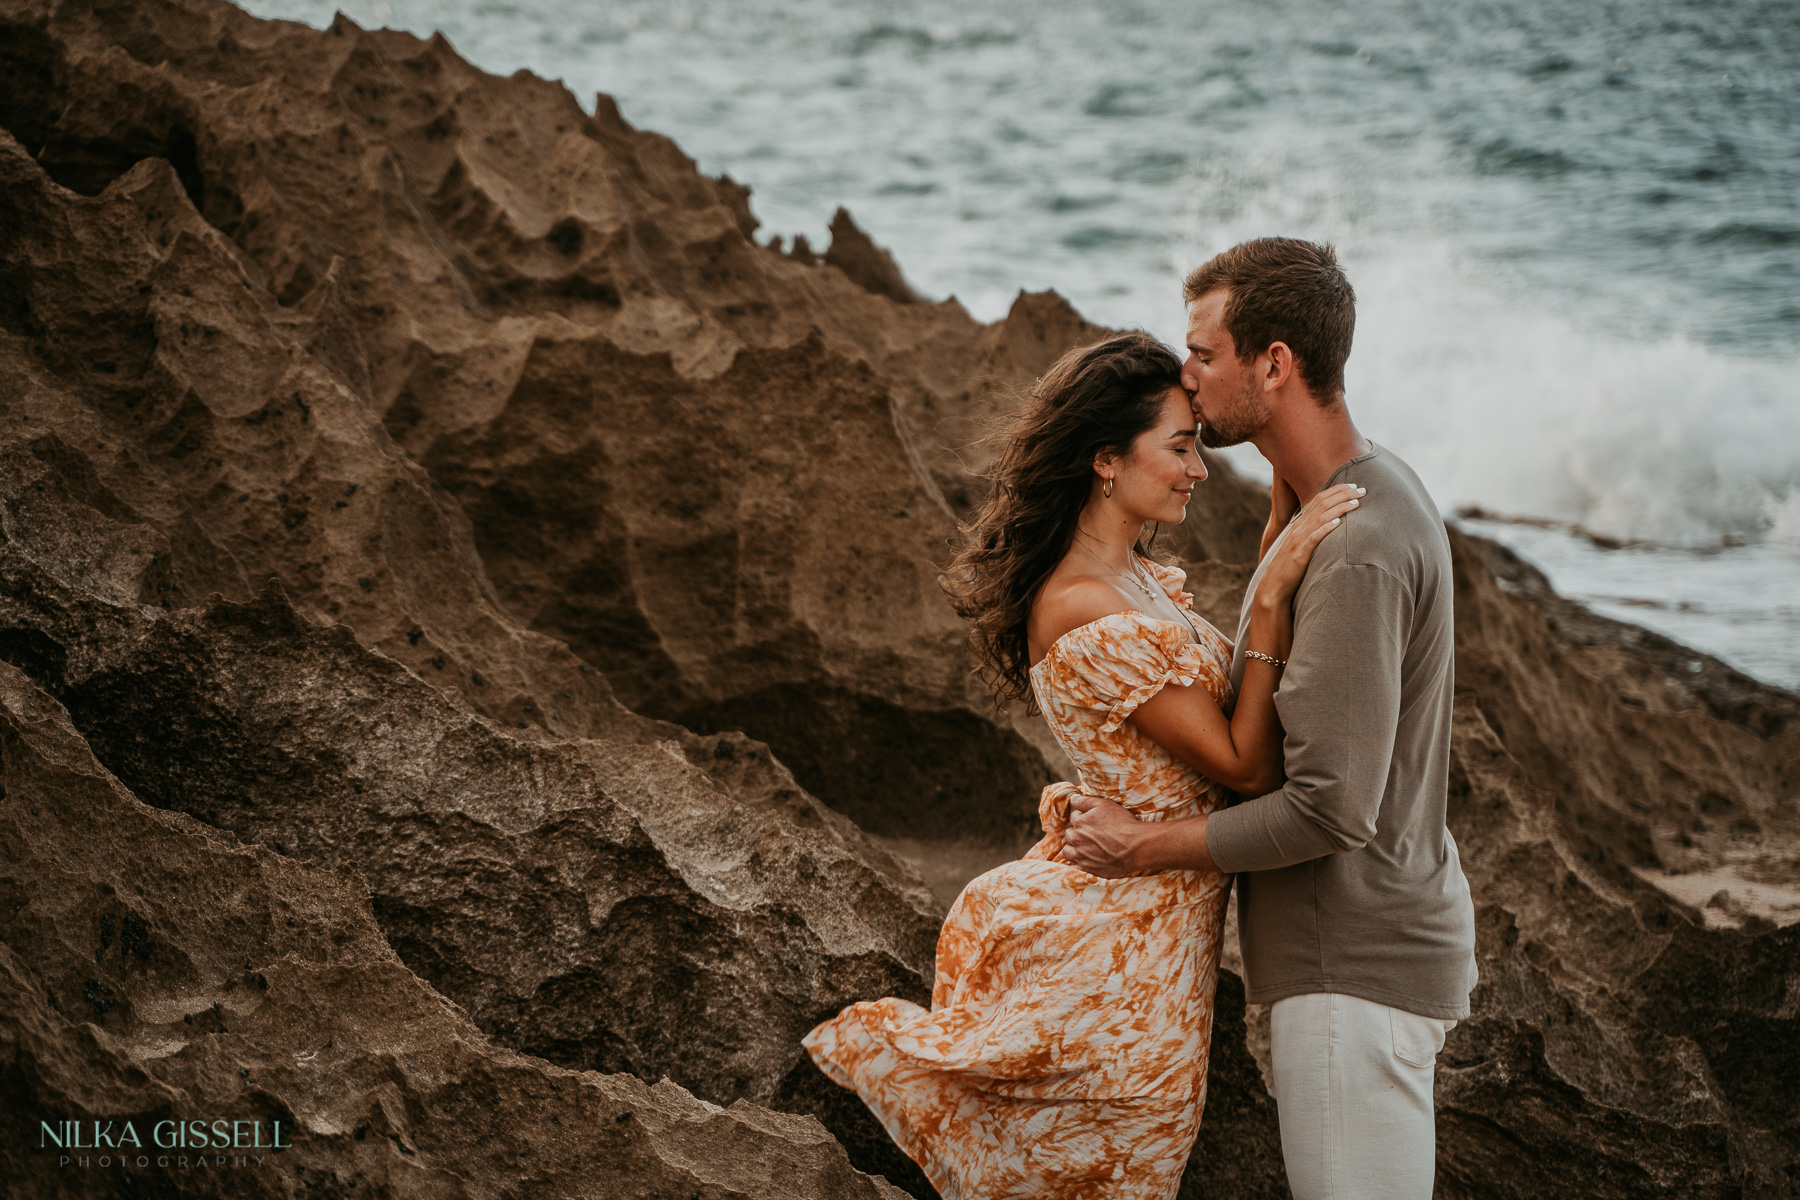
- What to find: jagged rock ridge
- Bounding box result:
[0,103,946,1191]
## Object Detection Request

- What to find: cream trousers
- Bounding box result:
[1269,992,1455,1200]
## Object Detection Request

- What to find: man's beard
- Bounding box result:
[1197,373,1270,449]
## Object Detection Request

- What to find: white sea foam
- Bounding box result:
[1350,254,1799,547]
[1166,144,1800,551]
[1766,491,1800,556]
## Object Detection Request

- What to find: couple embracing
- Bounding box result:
[804,238,1479,1200]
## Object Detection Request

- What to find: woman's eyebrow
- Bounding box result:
[1168,427,1198,439]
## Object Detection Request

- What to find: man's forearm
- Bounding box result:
[1206,563,1411,872]
[1132,812,1218,874]
[1205,784,1361,872]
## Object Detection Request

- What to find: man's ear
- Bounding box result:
[1263,342,1296,392]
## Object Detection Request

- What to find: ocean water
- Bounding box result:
[244,0,1800,688]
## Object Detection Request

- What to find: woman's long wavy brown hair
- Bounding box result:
[941,331,1186,708]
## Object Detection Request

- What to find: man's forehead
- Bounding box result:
[1180,287,1224,325]
[1185,292,1226,339]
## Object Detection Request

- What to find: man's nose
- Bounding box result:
[1180,355,1201,393]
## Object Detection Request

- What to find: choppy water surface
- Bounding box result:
[245,0,1800,687]
[1462,518,1800,686]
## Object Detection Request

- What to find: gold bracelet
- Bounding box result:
[1244,650,1287,668]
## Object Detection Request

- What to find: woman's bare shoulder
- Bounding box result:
[1028,574,1136,662]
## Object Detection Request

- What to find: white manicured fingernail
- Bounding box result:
[1348,499,1358,506]
[1330,517,1341,525]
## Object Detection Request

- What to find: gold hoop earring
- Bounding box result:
[1102,476,1114,499]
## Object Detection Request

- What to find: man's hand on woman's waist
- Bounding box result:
[1063,794,1218,877]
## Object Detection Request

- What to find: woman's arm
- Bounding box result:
[1128,594,1292,795]
[1258,472,1300,562]
[1125,483,1364,795]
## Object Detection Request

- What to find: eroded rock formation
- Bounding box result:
[0,101,944,1190]
[1430,531,1799,1198]
[0,0,1794,1197]
[0,660,910,1199]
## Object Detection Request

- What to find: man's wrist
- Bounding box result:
[1121,820,1157,873]
[1140,813,1212,873]
[1127,818,1174,872]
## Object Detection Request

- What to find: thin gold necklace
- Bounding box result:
[1076,542,1152,597]
[1123,556,1162,604]
[1073,542,1170,612]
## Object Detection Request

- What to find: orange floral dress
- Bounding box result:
[804,560,1234,1200]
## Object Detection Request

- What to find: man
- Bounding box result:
[1060,237,1478,1200]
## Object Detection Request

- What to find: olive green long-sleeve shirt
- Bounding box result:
[1206,443,1478,1020]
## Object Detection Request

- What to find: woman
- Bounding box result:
[803,332,1362,1199]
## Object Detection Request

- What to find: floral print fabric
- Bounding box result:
[804,561,1235,1200]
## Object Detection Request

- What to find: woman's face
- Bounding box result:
[1108,387,1208,524]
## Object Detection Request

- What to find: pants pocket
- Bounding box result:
[1389,1007,1451,1069]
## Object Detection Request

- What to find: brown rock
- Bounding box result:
[52,579,936,1089]
[824,207,923,305]
[0,660,908,1199]
[1430,529,1799,1198]
[0,102,943,1190]
[0,0,1076,871]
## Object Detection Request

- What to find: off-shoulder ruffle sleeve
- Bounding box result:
[1140,557,1197,611]
[1041,611,1217,734]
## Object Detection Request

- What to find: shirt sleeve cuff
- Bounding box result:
[1207,790,1347,873]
